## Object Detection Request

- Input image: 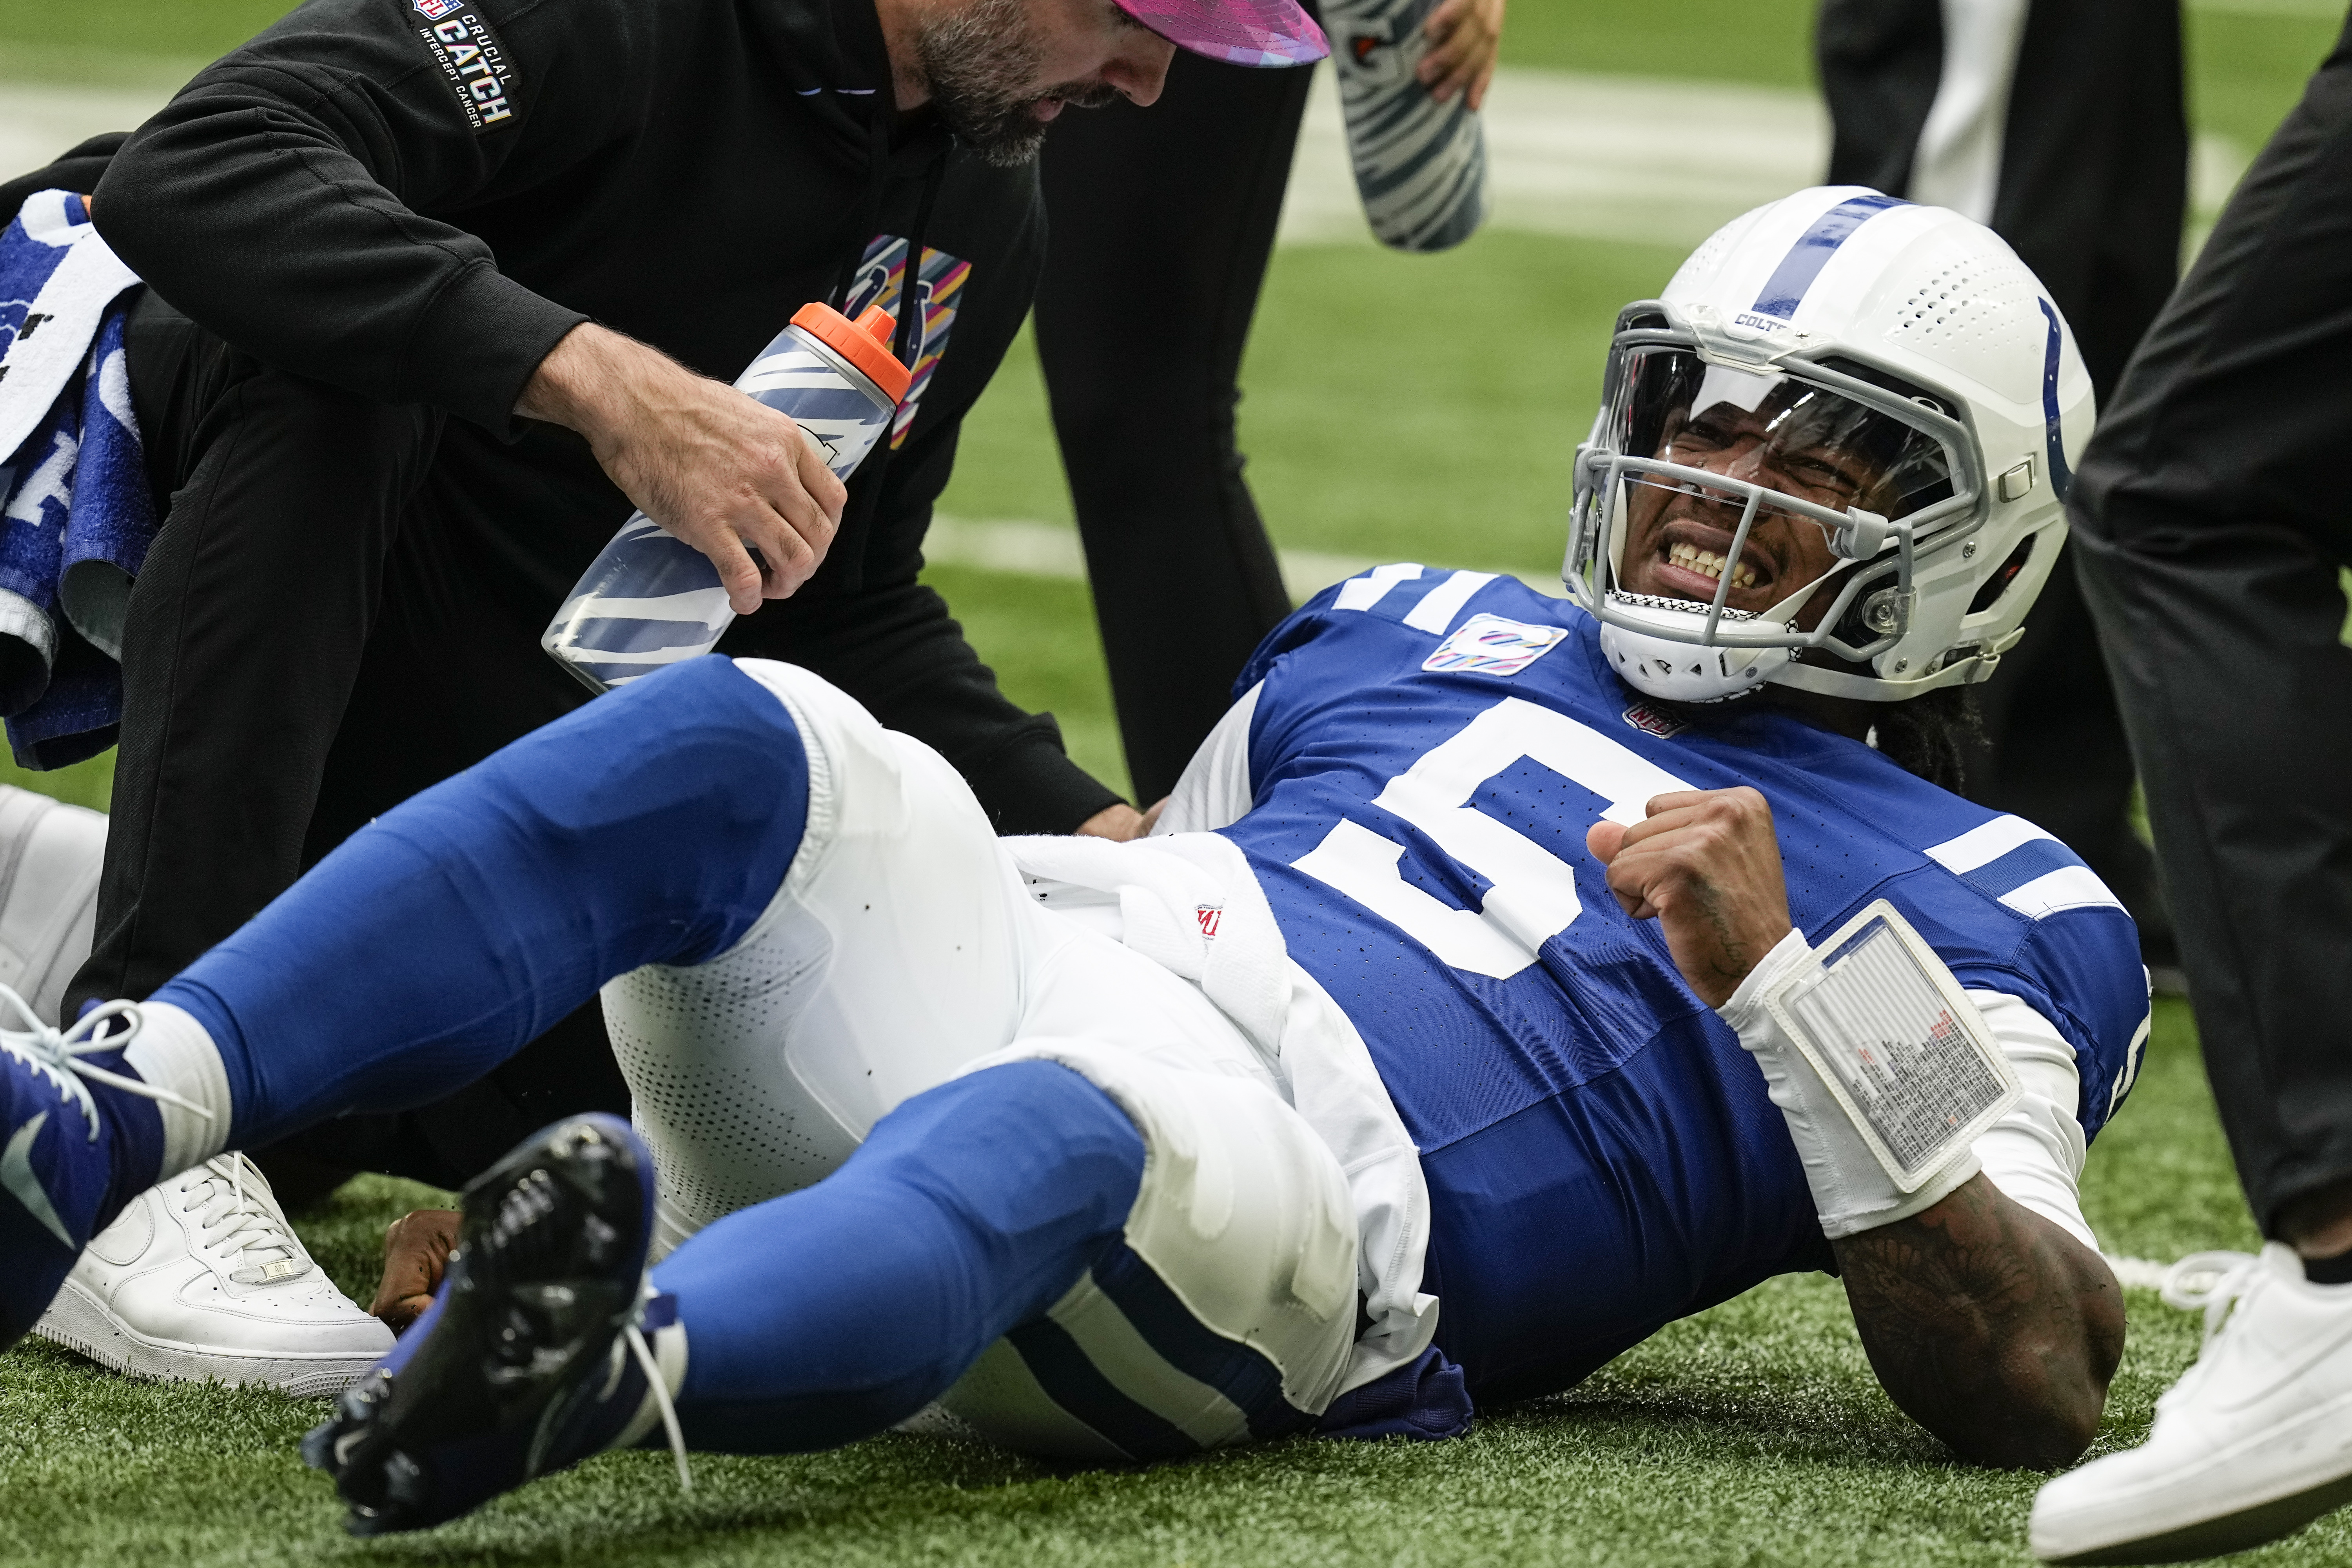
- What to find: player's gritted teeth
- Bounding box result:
[1666,540,1756,591]
[1629,512,1801,615]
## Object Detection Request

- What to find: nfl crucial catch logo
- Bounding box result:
[1422,613,1566,677]
[406,2,521,133]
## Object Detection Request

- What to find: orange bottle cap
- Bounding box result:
[789,301,912,405]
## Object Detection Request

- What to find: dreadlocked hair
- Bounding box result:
[1866,683,1985,795]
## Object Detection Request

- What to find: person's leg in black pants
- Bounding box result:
[69,296,629,1198]
[1817,0,2189,970]
[2036,36,2352,1547]
[1033,47,1312,804]
[2071,14,2352,1245]
[68,294,445,1019]
[1969,0,2188,972]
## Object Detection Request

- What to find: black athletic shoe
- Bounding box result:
[301,1113,663,1535]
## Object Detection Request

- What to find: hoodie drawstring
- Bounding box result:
[826,121,953,592]
[826,109,896,314]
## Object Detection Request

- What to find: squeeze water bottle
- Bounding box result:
[541,302,914,693]
[1321,0,1491,252]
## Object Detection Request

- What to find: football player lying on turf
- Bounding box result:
[0,188,2143,1532]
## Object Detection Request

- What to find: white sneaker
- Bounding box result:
[0,784,106,1022]
[33,1153,394,1396]
[2030,1244,2352,1563]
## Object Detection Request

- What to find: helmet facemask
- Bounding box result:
[1567,329,1984,703]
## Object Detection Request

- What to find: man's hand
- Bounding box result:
[368,1207,460,1334]
[1419,0,1506,108]
[517,323,849,615]
[1075,797,1167,841]
[1584,787,1792,1007]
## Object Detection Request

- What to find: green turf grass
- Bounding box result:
[919,561,1131,799]
[933,227,1685,578]
[9,998,2346,1568]
[1,11,2346,1564]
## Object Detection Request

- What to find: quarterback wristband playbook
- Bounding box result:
[1718,902,2022,1238]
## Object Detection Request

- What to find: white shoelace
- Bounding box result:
[0,982,212,1140]
[177,1154,311,1286]
[623,1319,692,1492]
[2160,1249,2263,1353]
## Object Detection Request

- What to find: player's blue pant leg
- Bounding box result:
[149,656,810,1153]
[651,1059,1147,1454]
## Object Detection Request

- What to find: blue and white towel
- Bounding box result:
[0,189,150,769]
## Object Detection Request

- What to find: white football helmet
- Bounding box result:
[1563,185,2095,703]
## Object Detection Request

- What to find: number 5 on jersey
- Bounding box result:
[1293,697,1696,980]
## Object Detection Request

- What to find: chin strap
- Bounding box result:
[1767,654,1992,702]
[1766,624,2029,703]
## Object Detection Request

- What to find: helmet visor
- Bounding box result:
[1611,348,1954,530]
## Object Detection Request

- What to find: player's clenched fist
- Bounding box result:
[519,322,849,614]
[1584,788,1794,1009]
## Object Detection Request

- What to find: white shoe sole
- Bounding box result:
[2040,1470,2352,1565]
[2036,1390,2352,1566]
[33,1277,384,1397]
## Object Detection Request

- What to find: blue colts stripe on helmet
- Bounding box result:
[2036,299,2073,503]
[1748,193,1907,321]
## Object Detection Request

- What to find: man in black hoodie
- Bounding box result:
[13,0,1326,1190]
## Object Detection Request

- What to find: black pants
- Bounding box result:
[75,295,633,1190]
[1818,0,2188,961]
[2069,12,2352,1234]
[1034,45,1312,804]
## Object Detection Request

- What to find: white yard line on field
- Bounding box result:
[2105,1255,2178,1291]
[1280,65,2248,252]
[0,75,176,188]
[1281,67,1831,250]
[0,59,2247,256]
[927,514,1559,601]
[0,56,2250,577]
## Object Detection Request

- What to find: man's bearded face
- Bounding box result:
[917,0,1125,166]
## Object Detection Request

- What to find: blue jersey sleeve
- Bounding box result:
[1872,822,2152,1142]
[1946,913,2151,1142]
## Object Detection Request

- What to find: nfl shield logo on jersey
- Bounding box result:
[1621,702,1690,740]
[412,0,462,18]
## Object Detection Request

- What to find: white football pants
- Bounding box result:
[601,659,1361,1456]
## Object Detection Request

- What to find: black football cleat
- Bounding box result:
[301,1113,670,1535]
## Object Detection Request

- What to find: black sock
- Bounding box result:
[2303,1249,2352,1286]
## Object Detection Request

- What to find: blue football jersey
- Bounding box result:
[1219,566,2150,1402]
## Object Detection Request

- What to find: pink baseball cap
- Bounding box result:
[1112,0,1328,67]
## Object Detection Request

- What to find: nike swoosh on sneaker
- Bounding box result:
[2,1110,73,1247]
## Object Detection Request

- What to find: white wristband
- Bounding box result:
[1719,903,2022,1238]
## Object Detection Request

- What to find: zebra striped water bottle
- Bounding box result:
[542,302,913,692]
[1323,0,1490,252]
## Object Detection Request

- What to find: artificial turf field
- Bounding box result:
[3,2,2351,1564]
